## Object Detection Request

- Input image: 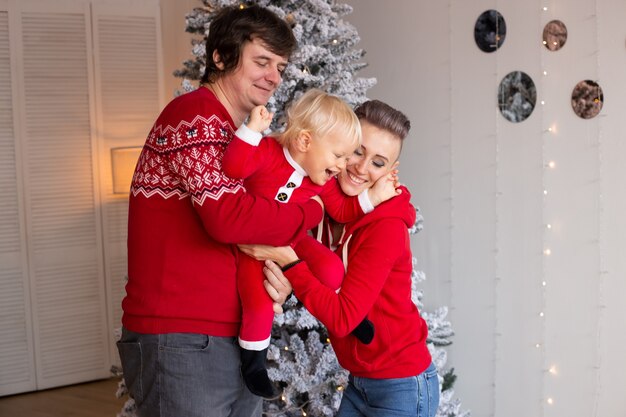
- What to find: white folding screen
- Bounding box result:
[0,0,162,395]
[0,0,37,396]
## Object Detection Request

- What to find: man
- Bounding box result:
[117,5,317,417]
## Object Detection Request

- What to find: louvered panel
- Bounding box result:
[32,258,108,381]
[0,268,35,393]
[108,239,128,366]
[98,15,160,141]
[106,199,130,368]
[20,7,108,389]
[92,4,162,367]
[0,8,36,396]
[0,10,18,254]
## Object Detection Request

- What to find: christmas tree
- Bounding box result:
[116,1,468,416]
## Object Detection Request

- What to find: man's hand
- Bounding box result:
[238,244,298,267]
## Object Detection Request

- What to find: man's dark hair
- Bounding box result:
[201,5,297,84]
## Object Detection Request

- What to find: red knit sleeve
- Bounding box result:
[183,140,321,245]
[286,219,405,336]
[318,178,364,223]
[133,99,322,246]
[222,134,268,179]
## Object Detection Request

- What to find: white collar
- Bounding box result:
[283,147,308,177]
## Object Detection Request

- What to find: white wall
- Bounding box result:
[160,0,196,97]
[348,1,626,417]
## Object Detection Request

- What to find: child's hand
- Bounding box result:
[368,165,401,207]
[247,105,274,133]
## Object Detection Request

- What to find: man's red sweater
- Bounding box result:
[122,87,322,336]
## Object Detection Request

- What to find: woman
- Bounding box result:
[240,100,440,417]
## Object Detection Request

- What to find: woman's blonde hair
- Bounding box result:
[277,89,361,147]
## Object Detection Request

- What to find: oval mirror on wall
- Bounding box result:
[542,20,568,51]
[498,71,537,123]
[475,9,506,52]
[571,80,604,119]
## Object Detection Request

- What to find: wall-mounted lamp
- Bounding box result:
[111,146,142,194]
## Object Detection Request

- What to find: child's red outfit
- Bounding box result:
[284,186,432,378]
[222,123,374,349]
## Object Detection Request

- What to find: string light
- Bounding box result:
[547,398,554,405]
[592,0,604,414]
[549,365,558,375]
[540,7,551,413]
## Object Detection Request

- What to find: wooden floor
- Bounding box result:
[0,378,127,417]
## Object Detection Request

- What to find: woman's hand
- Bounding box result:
[262,260,293,314]
[238,244,298,267]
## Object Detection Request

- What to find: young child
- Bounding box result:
[222,89,399,398]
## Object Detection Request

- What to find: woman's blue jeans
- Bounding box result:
[337,363,440,417]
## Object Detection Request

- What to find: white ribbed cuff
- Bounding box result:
[235,123,263,146]
[238,336,271,351]
[358,189,374,213]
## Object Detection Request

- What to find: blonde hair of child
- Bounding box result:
[276,89,361,149]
